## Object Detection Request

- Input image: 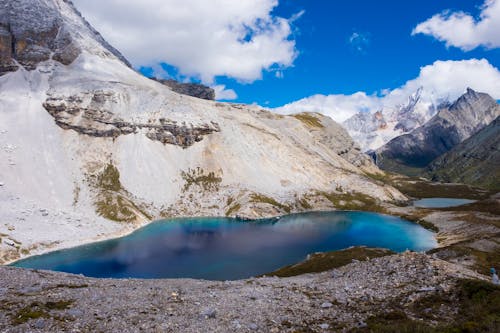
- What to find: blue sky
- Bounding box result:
[137,0,500,107]
[76,0,500,119]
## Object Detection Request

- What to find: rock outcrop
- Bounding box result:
[43,92,220,148]
[426,115,500,190]
[153,78,215,100]
[0,0,130,75]
[374,88,500,176]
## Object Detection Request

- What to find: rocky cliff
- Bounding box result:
[373,88,500,176]
[0,0,130,75]
[0,0,404,264]
[152,78,215,100]
[426,115,500,190]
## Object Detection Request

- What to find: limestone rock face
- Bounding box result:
[43,91,220,148]
[0,0,130,75]
[374,88,500,176]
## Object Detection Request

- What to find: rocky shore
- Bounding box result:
[0,252,488,333]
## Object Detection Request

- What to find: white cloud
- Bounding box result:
[73,0,298,83]
[213,85,237,100]
[413,0,500,50]
[275,92,382,123]
[274,59,500,123]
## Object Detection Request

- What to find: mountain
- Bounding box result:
[0,0,404,263]
[373,88,500,176]
[343,88,439,151]
[425,115,500,190]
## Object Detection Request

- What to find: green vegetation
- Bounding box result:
[320,191,385,213]
[298,197,312,210]
[12,300,74,325]
[96,193,147,223]
[391,178,491,200]
[250,193,291,213]
[266,247,394,277]
[292,113,324,128]
[438,198,500,216]
[92,163,151,223]
[430,243,500,276]
[181,167,222,192]
[225,203,241,217]
[97,164,121,191]
[354,279,500,333]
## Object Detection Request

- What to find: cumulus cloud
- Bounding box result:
[275,92,382,123]
[413,0,500,50]
[213,85,238,100]
[73,0,298,83]
[274,59,500,123]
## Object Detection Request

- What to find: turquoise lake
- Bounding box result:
[12,211,437,280]
[413,198,476,208]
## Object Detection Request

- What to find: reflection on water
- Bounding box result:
[13,211,436,280]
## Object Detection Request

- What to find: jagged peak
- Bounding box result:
[0,0,131,75]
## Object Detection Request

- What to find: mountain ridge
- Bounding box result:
[373,88,500,176]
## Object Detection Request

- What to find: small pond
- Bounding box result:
[413,198,476,208]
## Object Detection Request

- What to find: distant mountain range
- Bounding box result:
[343,88,440,151]
[345,87,500,191]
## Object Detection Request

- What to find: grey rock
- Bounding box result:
[321,302,333,308]
[33,318,46,329]
[153,78,215,101]
[67,309,84,317]
[0,0,131,76]
[42,93,220,148]
[248,323,258,330]
[200,308,216,319]
[319,323,330,329]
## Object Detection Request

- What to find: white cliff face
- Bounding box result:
[0,0,405,263]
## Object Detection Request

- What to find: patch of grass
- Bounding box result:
[12,306,48,325]
[292,113,324,128]
[225,203,241,217]
[45,300,73,310]
[97,164,121,191]
[181,167,222,192]
[251,193,291,213]
[96,193,147,223]
[391,178,491,200]
[320,191,386,213]
[430,243,500,276]
[438,198,500,216]
[355,279,500,333]
[298,197,312,210]
[11,300,74,325]
[265,247,394,277]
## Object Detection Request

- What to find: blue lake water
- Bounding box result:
[12,211,436,280]
[413,198,476,208]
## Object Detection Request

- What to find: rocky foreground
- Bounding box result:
[0,252,491,333]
